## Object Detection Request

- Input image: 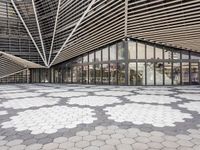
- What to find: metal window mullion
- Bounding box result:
[10,0,47,66]
[32,0,47,64]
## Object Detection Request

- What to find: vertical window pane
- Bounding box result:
[118,42,125,60]
[83,65,88,84]
[83,55,88,62]
[146,45,154,59]
[164,62,172,85]
[95,50,101,62]
[128,63,137,85]
[137,42,145,59]
[191,63,199,85]
[128,40,136,59]
[155,62,164,85]
[96,64,102,84]
[164,49,172,60]
[72,66,77,83]
[137,62,145,85]
[173,63,181,85]
[146,62,154,85]
[173,51,181,60]
[191,53,200,60]
[102,64,109,84]
[110,63,117,85]
[155,47,163,59]
[182,51,189,59]
[118,63,126,85]
[102,48,108,61]
[110,44,116,61]
[89,65,95,84]
[89,52,94,62]
[182,62,189,85]
[77,66,82,83]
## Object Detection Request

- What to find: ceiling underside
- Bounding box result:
[5,0,200,67]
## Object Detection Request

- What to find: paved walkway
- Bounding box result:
[0,84,200,150]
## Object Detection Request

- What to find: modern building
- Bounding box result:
[0,0,200,85]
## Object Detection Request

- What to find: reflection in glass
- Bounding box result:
[191,53,200,60]
[72,66,82,83]
[96,64,102,84]
[63,66,71,83]
[173,63,181,85]
[89,65,95,84]
[83,65,88,84]
[128,40,136,59]
[182,63,189,85]
[102,64,109,84]
[155,47,163,59]
[182,51,189,59]
[137,62,145,85]
[173,51,181,60]
[164,62,172,85]
[83,55,88,62]
[118,63,126,85]
[110,44,116,61]
[191,63,199,85]
[146,62,154,85]
[102,48,108,61]
[89,53,94,62]
[146,45,154,59]
[72,66,77,83]
[118,42,125,60]
[155,62,164,85]
[110,63,117,85]
[164,49,172,60]
[137,42,145,59]
[129,63,137,85]
[95,50,101,62]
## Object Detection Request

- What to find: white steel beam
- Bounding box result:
[49,0,96,67]
[32,0,47,64]
[10,0,48,67]
[48,0,62,65]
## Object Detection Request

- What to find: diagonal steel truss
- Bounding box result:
[11,0,96,68]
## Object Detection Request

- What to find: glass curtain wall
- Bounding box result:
[46,39,200,86]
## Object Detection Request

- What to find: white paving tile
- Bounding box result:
[125,95,181,104]
[104,103,192,127]
[94,91,132,96]
[136,90,175,95]
[179,102,200,114]
[1,92,41,99]
[47,91,88,98]
[176,94,200,101]
[1,106,97,134]
[0,97,60,109]
[67,96,122,106]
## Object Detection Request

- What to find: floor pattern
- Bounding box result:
[0,84,200,150]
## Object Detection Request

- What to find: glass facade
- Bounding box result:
[31,39,200,86]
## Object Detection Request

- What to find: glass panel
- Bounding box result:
[89,65,95,84]
[110,44,117,61]
[137,62,145,85]
[102,64,109,84]
[95,50,101,62]
[128,40,136,59]
[102,47,108,61]
[72,66,77,83]
[110,63,117,85]
[182,51,189,59]
[118,63,126,85]
[173,63,181,85]
[83,65,88,84]
[164,62,172,85]
[128,63,137,85]
[191,63,199,85]
[137,42,145,59]
[146,62,154,85]
[118,42,125,60]
[83,54,88,63]
[164,49,172,60]
[96,64,102,84]
[89,52,94,62]
[173,51,181,60]
[146,45,154,59]
[182,62,189,85]
[75,66,82,83]
[191,53,200,60]
[155,62,164,85]
[155,47,163,59]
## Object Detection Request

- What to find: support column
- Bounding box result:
[124,38,129,85]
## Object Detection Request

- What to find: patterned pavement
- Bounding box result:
[0,84,200,150]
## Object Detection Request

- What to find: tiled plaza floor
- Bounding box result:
[0,84,200,150]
